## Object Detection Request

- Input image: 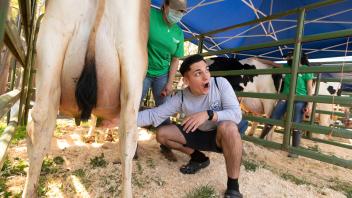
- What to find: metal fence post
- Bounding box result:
[282,8,306,150]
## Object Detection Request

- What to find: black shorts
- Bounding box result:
[176,124,222,153]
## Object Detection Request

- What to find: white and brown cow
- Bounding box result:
[24,0,150,197]
[309,81,351,140]
[206,57,281,137]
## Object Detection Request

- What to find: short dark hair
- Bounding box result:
[284,50,310,66]
[179,54,205,76]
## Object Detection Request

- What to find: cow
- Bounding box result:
[206,57,282,138]
[308,81,351,141]
[23,1,150,197]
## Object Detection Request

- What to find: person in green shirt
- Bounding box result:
[142,0,186,103]
[254,51,314,156]
[141,0,186,161]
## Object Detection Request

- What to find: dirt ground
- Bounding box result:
[2,118,352,197]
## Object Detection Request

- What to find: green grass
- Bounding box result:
[41,158,58,175]
[0,177,8,194]
[0,123,26,144]
[242,159,259,172]
[53,156,65,165]
[0,122,6,135]
[12,126,26,144]
[136,161,143,174]
[1,158,28,177]
[146,158,156,169]
[307,144,321,152]
[72,168,91,188]
[37,176,47,196]
[329,177,352,197]
[0,158,27,197]
[90,153,107,168]
[184,184,217,198]
[72,169,86,178]
[281,173,309,185]
[151,176,166,186]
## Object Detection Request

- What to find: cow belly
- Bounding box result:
[241,98,264,114]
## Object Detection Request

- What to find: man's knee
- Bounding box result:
[218,121,240,140]
[156,125,172,144]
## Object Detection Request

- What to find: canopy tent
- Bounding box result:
[151,0,352,60]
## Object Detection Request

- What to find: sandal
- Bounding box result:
[224,189,243,198]
[180,158,210,174]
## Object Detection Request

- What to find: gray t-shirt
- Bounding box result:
[137,77,242,131]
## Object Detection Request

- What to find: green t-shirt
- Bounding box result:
[147,7,184,77]
[282,64,314,96]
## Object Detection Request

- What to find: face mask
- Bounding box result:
[167,8,184,24]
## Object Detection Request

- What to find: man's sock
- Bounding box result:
[190,150,208,162]
[227,177,239,192]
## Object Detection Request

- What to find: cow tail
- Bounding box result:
[75,0,105,121]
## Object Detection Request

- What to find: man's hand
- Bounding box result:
[182,111,209,133]
[161,82,173,97]
[303,107,312,117]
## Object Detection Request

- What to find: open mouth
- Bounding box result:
[204,82,209,88]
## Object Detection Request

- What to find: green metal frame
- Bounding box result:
[191,28,352,58]
[243,135,352,169]
[320,78,352,83]
[210,65,352,76]
[315,110,346,117]
[236,92,352,106]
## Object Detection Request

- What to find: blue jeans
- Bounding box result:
[141,73,170,125]
[141,74,169,106]
[271,100,306,123]
[238,120,248,137]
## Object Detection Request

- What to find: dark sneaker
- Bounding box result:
[179,158,210,174]
[224,189,243,198]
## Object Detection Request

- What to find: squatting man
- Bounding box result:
[138,54,244,198]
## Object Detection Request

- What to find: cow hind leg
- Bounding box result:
[319,114,332,140]
[247,122,258,136]
[119,62,145,197]
[24,95,60,197]
[118,46,147,198]
[23,20,67,197]
[262,99,276,141]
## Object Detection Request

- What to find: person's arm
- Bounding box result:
[215,77,242,124]
[304,78,314,115]
[253,57,282,68]
[161,57,179,97]
[306,79,313,96]
[138,92,181,127]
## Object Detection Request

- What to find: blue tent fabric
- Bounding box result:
[152,0,352,60]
